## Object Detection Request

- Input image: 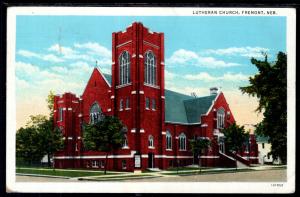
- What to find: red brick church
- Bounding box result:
[53,22,258,171]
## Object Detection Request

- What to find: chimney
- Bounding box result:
[210,87,218,95]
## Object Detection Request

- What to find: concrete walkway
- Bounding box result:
[16,165,286,181]
[75,165,286,181]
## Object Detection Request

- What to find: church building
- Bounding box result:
[53,22,258,171]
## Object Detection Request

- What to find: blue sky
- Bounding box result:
[15,16,286,128]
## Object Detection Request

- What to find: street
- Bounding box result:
[124,169,286,182]
[16,169,286,182]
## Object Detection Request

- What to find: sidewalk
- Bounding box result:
[16,165,286,181]
[76,164,286,181]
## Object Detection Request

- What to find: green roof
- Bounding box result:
[164,89,193,123]
[183,95,217,123]
[101,73,216,124]
[103,73,112,85]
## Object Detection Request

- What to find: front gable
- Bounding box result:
[201,92,235,128]
[81,68,112,122]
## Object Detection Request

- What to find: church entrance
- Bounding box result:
[148,153,154,168]
[219,137,225,153]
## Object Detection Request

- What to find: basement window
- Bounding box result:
[122,160,127,169]
[92,160,99,168]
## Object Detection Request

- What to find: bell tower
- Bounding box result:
[111,22,165,169]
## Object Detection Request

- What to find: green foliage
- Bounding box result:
[189,137,211,172]
[240,52,287,164]
[16,168,113,177]
[222,122,249,152]
[83,116,125,174]
[16,116,64,165]
[46,90,55,117]
[16,91,64,166]
[189,138,211,156]
[83,116,125,152]
[16,126,45,164]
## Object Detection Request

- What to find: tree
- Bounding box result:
[38,117,64,167]
[16,126,45,165]
[83,116,125,174]
[189,138,211,173]
[16,115,64,167]
[16,91,64,167]
[223,123,249,153]
[222,122,249,169]
[43,90,64,166]
[240,52,287,164]
[46,90,55,117]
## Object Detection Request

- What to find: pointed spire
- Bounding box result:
[95,60,98,68]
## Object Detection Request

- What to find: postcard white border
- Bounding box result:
[6,7,295,193]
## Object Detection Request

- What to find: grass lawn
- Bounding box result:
[93,174,153,179]
[166,166,210,171]
[162,168,255,176]
[81,174,159,181]
[141,169,160,173]
[16,168,115,177]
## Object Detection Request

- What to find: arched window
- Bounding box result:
[126,97,130,109]
[119,51,131,85]
[152,98,156,110]
[145,97,150,109]
[90,102,102,124]
[59,108,63,121]
[120,99,123,111]
[179,133,186,150]
[144,51,157,85]
[123,135,128,148]
[166,130,172,150]
[217,108,225,129]
[148,135,154,147]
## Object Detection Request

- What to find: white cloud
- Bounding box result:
[17,49,64,63]
[166,82,209,97]
[15,61,40,74]
[167,49,240,68]
[165,70,177,80]
[48,44,78,57]
[42,54,64,62]
[184,72,249,82]
[74,42,111,58]
[16,77,30,89]
[70,61,94,73]
[18,42,112,65]
[15,61,63,81]
[167,49,198,64]
[51,66,68,73]
[184,72,217,82]
[203,46,269,58]
[222,72,249,81]
[17,50,40,58]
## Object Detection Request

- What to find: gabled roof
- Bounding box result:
[164,89,193,123]
[183,95,217,123]
[103,73,112,85]
[101,74,217,124]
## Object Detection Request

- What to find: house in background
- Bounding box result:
[256,135,282,165]
[52,22,258,171]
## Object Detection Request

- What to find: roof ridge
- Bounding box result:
[183,94,217,102]
[96,67,111,88]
